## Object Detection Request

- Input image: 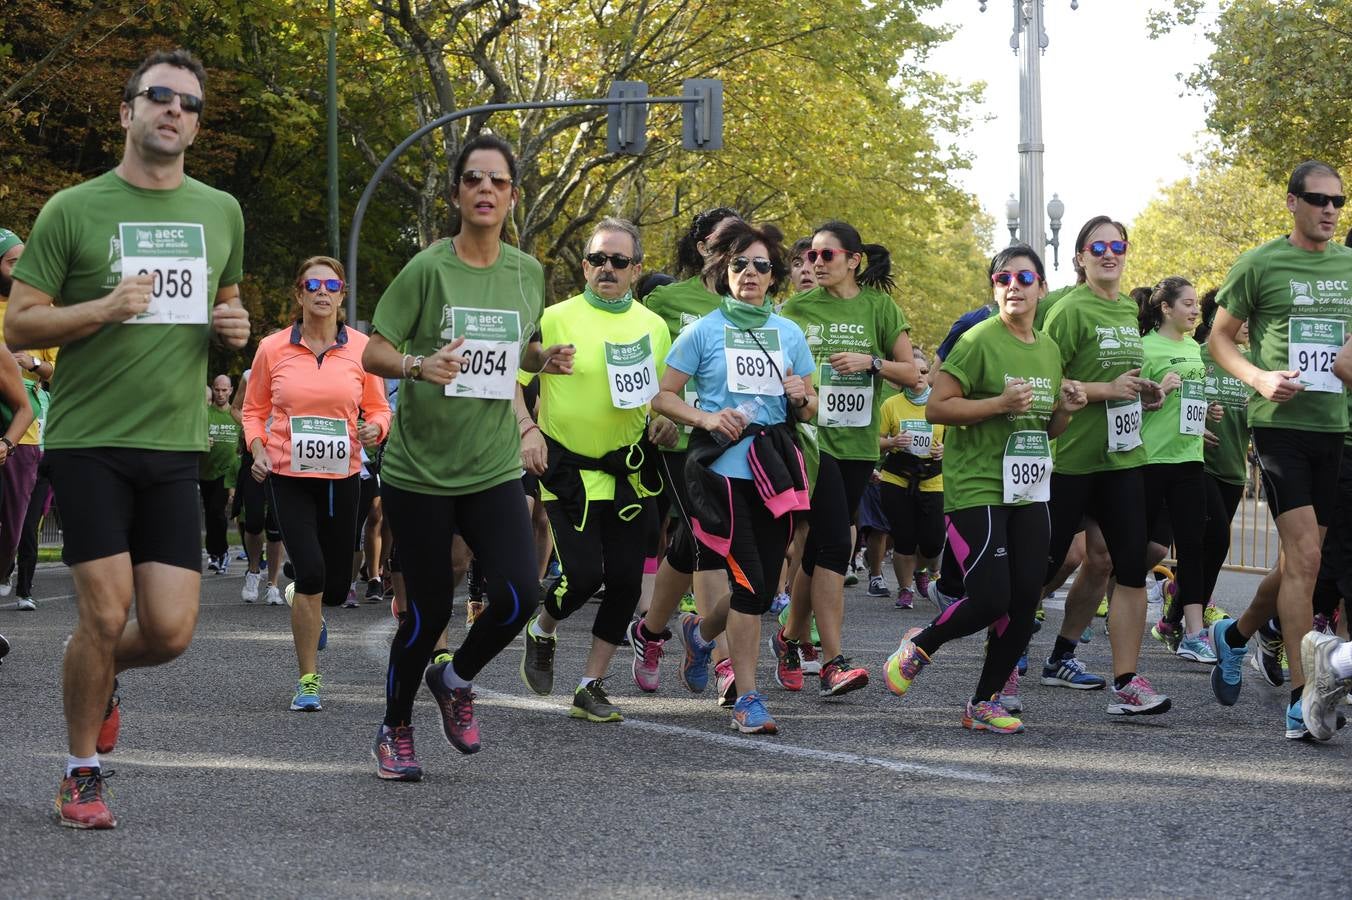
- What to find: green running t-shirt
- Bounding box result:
[1033,284,1075,332]
[372,239,544,495]
[527,293,671,502]
[1141,331,1207,465]
[940,316,1063,512]
[12,171,245,451]
[780,285,909,461]
[1217,237,1352,432]
[1202,343,1252,485]
[643,275,720,453]
[1041,283,1147,474]
[202,404,242,484]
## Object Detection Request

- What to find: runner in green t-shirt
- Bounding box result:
[1038,215,1171,716]
[361,135,574,781]
[1206,160,1352,740]
[200,374,242,574]
[777,220,918,699]
[517,217,678,723]
[884,245,1086,734]
[1137,278,1216,664]
[6,50,251,830]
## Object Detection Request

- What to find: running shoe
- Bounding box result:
[96,680,121,754]
[731,691,779,734]
[926,580,957,614]
[290,673,323,711]
[343,582,360,608]
[216,554,230,575]
[465,599,485,627]
[1301,632,1352,741]
[769,592,790,615]
[1312,613,1333,635]
[237,550,249,561]
[317,617,328,651]
[547,557,561,580]
[284,582,296,606]
[678,591,696,614]
[1040,656,1107,690]
[1034,602,1046,623]
[372,724,422,781]
[963,696,1025,734]
[628,618,666,693]
[364,578,383,603]
[1151,619,1182,654]
[800,642,822,677]
[820,655,869,697]
[1177,631,1218,664]
[0,632,8,666]
[15,596,35,611]
[769,627,803,692]
[1107,674,1171,716]
[885,638,929,698]
[1095,597,1109,617]
[431,651,453,666]
[206,556,220,574]
[265,583,284,606]
[1203,602,1228,628]
[844,571,859,587]
[715,659,737,707]
[1209,618,1248,706]
[424,662,481,753]
[571,678,623,722]
[1286,700,1311,740]
[1016,652,1027,676]
[1079,624,1094,644]
[999,668,1022,713]
[894,588,914,610]
[913,570,931,598]
[867,575,889,598]
[55,766,116,829]
[520,616,556,695]
[677,612,713,693]
[1252,623,1285,687]
[241,570,262,603]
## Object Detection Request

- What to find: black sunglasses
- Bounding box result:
[1294,191,1346,210]
[805,248,853,264]
[302,278,344,293]
[131,85,204,114]
[460,169,513,189]
[584,252,633,269]
[1084,240,1128,257]
[731,256,773,275]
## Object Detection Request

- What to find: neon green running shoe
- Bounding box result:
[884,630,929,698]
[775,605,821,646]
[1095,597,1109,618]
[1203,603,1229,628]
[678,592,696,614]
[963,696,1025,734]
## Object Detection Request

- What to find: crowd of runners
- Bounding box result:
[3,48,1352,831]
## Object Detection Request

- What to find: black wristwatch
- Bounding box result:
[28,359,41,373]
[869,355,883,375]
[0,437,14,452]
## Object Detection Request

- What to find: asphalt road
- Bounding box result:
[2,558,1349,898]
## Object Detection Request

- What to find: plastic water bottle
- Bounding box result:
[712,396,765,446]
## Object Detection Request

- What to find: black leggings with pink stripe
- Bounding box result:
[913,503,1050,703]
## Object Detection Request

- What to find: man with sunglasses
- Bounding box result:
[518,218,677,722]
[1207,159,1352,741]
[6,48,250,828]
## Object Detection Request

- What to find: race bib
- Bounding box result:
[723,327,784,397]
[290,416,349,475]
[817,363,872,428]
[1106,397,1142,452]
[605,335,658,409]
[682,383,699,434]
[1179,380,1207,436]
[443,307,521,400]
[899,418,933,458]
[1288,318,1344,393]
[1003,431,1052,503]
[119,223,208,324]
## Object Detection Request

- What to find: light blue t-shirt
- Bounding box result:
[666,307,815,480]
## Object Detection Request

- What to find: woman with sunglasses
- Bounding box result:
[243,256,390,713]
[629,207,742,696]
[777,221,918,698]
[1039,216,1171,716]
[361,135,573,781]
[1136,276,1218,664]
[885,246,1085,732]
[652,218,816,734]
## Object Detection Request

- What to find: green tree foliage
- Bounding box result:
[1128,155,1291,293]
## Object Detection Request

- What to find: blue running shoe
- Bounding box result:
[1286,700,1310,740]
[1040,655,1106,690]
[1209,618,1247,706]
[290,673,322,711]
[317,617,328,651]
[1017,652,1028,676]
[769,592,790,615]
[677,612,713,693]
[731,690,778,734]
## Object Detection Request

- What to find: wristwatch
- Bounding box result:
[0,437,14,452]
[869,355,883,375]
[408,355,424,380]
[28,359,41,373]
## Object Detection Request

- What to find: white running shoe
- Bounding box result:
[15,596,36,611]
[266,584,284,606]
[242,571,262,603]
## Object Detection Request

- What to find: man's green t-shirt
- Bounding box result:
[1217,237,1352,432]
[940,316,1063,512]
[12,171,244,451]
[202,404,241,485]
[643,275,720,453]
[528,293,671,502]
[780,285,909,461]
[1202,342,1252,485]
[372,239,544,495]
[1141,331,1207,465]
[1041,283,1147,474]
[1033,284,1075,332]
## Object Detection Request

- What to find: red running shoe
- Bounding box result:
[372,724,423,781]
[424,662,481,754]
[769,627,803,692]
[819,655,869,697]
[96,681,120,755]
[56,767,116,829]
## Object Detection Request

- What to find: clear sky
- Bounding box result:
[923,1,1216,284]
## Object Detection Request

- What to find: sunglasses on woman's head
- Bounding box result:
[991,270,1038,287]
[731,256,773,274]
[1083,240,1128,257]
[302,278,344,293]
[805,248,852,264]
